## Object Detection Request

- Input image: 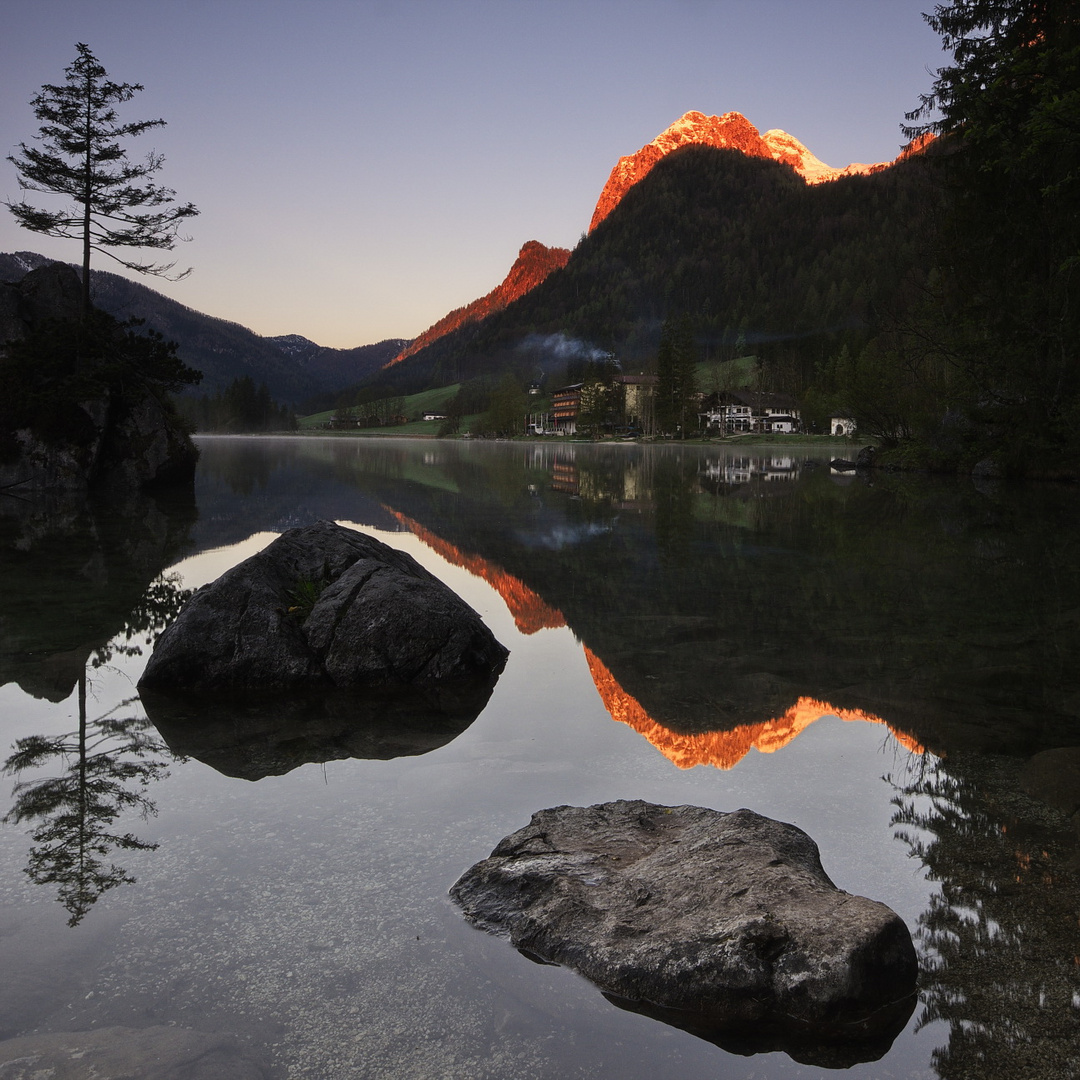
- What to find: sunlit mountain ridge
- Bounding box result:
[385,241,570,369]
[383,110,917,380]
[588,110,894,231]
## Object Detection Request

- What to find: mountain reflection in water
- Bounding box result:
[1,436,1077,1080]
[584,647,925,769]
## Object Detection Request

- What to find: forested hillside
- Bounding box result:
[371,146,935,408]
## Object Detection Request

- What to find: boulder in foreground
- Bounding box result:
[139,521,508,699]
[451,801,918,1066]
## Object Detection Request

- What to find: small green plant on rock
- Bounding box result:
[286,576,327,619]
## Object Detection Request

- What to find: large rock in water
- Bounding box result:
[139,521,508,702]
[451,801,918,1066]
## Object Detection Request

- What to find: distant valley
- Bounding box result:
[0,251,405,405]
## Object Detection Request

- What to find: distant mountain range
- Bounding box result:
[0,251,405,405]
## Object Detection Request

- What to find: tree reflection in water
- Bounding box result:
[4,687,170,926]
[889,753,1080,1080]
[2,571,190,926]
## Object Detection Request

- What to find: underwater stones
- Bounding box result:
[1020,747,1080,842]
[0,1025,268,1079]
[139,520,508,697]
[451,800,918,1065]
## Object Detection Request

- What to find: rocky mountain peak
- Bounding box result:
[385,240,570,368]
[588,110,889,231]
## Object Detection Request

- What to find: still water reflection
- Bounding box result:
[1,436,1077,1079]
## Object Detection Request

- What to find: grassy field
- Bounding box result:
[299,384,461,431]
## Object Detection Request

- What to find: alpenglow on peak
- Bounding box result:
[589,110,889,232]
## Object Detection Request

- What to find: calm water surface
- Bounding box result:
[1,436,1078,1079]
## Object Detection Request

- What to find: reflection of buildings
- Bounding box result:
[550,457,579,495]
[700,454,800,487]
[548,455,653,510]
[585,647,923,769]
[701,391,802,435]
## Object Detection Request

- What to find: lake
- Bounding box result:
[1,435,1078,1079]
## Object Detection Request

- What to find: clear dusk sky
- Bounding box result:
[1,1,945,349]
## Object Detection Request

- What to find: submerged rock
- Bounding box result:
[451,800,918,1066]
[139,520,509,700]
[1020,747,1080,846]
[0,1025,268,1079]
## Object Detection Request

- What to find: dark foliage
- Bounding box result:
[181,375,297,433]
[0,309,201,449]
[903,0,1080,473]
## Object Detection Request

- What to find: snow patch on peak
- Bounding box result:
[761,128,884,184]
[761,128,837,182]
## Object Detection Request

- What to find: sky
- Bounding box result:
[0,1,946,349]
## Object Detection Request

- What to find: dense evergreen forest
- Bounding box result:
[180,376,297,433]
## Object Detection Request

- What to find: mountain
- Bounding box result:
[265,333,407,395]
[0,252,402,404]
[369,140,933,398]
[366,110,931,398]
[589,110,890,231]
[385,240,570,368]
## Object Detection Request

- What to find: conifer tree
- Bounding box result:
[655,314,698,437]
[906,2,1080,460]
[6,43,198,320]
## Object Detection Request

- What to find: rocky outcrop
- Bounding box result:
[0,263,198,493]
[385,241,570,368]
[0,260,82,342]
[588,111,893,232]
[451,801,918,1066]
[139,521,509,701]
[0,389,198,495]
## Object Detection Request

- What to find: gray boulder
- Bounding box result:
[139,521,508,701]
[451,801,917,1065]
